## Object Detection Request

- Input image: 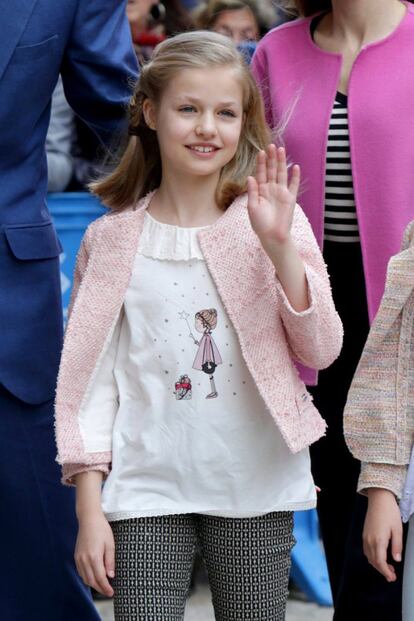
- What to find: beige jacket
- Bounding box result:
[344,221,414,498]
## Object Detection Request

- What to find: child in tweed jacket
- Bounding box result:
[345,220,414,618]
[55,31,342,620]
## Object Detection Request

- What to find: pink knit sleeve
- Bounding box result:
[66,224,93,321]
[277,204,343,370]
[62,463,111,487]
[56,219,114,486]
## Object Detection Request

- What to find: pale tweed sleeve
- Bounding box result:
[358,462,407,500]
[276,204,343,370]
[56,220,114,486]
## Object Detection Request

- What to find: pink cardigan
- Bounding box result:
[252,1,414,326]
[55,193,343,484]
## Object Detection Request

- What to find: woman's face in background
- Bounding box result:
[126,0,159,30]
[211,7,260,44]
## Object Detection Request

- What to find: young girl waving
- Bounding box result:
[55,31,342,621]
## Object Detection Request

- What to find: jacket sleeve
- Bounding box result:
[358,462,407,500]
[60,313,121,486]
[66,224,93,322]
[276,204,343,370]
[56,219,119,486]
[61,0,138,145]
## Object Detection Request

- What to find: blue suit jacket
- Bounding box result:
[0,0,138,404]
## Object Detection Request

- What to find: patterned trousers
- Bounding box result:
[111,512,294,621]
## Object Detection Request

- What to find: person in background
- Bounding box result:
[127,0,164,62]
[344,220,414,621]
[252,1,414,619]
[193,0,276,43]
[161,0,194,35]
[0,2,137,620]
[128,0,193,62]
[55,30,342,621]
[46,77,76,192]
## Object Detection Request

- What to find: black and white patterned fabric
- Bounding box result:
[111,512,294,621]
[324,92,360,243]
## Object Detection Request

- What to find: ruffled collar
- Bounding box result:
[137,211,209,261]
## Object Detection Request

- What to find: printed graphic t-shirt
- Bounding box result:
[101,212,316,520]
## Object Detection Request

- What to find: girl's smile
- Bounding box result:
[185,142,221,158]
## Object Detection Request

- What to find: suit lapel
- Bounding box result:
[0,0,38,83]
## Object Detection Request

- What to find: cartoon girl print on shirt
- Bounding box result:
[191,308,222,399]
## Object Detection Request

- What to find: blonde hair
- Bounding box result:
[90,30,270,211]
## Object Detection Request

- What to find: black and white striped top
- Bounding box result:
[324,92,360,243]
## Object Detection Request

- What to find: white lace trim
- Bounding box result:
[137,212,208,261]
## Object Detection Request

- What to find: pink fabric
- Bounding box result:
[55,193,343,483]
[192,333,223,371]
[252,2,414,329]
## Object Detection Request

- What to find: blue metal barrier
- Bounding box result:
[292,510,333,606]
[48,192,333,607]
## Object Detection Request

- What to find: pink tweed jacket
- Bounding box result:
[55,192,343,484]
[344,221,414,499]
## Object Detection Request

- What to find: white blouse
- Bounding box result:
[100,212,316,520]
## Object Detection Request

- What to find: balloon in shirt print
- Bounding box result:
[190,308,223,399]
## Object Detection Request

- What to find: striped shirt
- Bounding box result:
[324,92,360,243]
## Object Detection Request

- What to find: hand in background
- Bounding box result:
[364,488,403,582]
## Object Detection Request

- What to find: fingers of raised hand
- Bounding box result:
[275,146,288,187]
[288,164,300,200]
[266,144,277,183]
[255,149,267,187]
[247,176,259,211]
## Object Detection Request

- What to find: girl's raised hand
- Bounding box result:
[247,145,300,252]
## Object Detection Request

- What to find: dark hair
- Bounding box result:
[283,0,412,17]
[161,0,194,35]
[193,0,276,36]
[288,0,330,16]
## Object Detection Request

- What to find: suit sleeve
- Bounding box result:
[61,0,138,144]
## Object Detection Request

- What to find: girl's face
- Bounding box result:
[212,8,260,44]
[145,66,244,183]
[195,316,205,333]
